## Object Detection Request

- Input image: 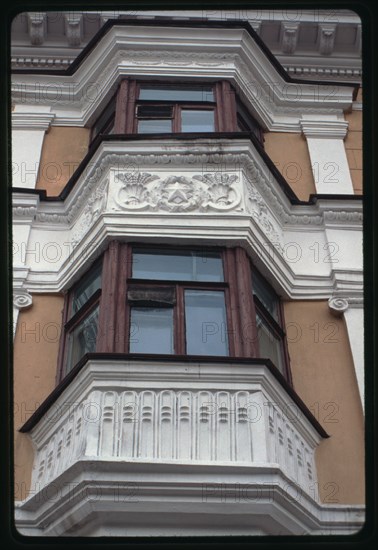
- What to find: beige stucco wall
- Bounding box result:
[345,89,362,194]
[14,294,64,499]
[36,126,90,195]
[284,300,364,505]
[264,132,317,201]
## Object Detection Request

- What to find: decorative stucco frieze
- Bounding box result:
[27,147,362,232]
[12,206,37,219]
[71,178,109,246]
[323,210,363,224]
[113,172,242,213]
[247,186,282,245]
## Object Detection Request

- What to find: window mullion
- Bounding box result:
[96,241,122,352]
[173,104,181,133]
[114,243,130,352]
[213,82,224,132]
[234,247,259,357]
[223,248,243,356]
[176,285,185,354]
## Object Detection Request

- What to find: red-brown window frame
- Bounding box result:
[90,79,259,141]
[57,242,290,384]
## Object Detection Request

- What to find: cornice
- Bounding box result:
[300,118,349,139]
[11,23,356,131]
[12,111,55,131]
[15,461,365,536]
[11,142,362,230]
[12,140,363,299]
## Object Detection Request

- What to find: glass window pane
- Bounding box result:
[130,307,174,354]
[256,314,285,374]
[133,249,223,282]
[72,264,102,316]
[67,305,99,372]
[139,86,214,102]
[138,119,172,133]
[252,270,279,322]
[92,97,116,139]
[185,290,228,356]
[181,110,215,132]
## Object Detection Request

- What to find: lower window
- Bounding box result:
[59,244,291,382]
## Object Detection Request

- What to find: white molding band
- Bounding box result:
[12,139,363,299]
[11,25,356,131]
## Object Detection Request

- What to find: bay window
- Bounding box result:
[58,242,290,383]
[90,79,264,142]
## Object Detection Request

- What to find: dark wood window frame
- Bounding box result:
[90,79,263,142]
[251,267,292,383]
[57,241,291,383]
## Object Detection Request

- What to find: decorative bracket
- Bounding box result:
[281,22,299,55]
[13,290,33,311]
[28,13,47,46]
[64,13,83,47]
[319,24,336,56]
[328,297,349,316]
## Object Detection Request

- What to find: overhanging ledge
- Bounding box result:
[19,354,328,439]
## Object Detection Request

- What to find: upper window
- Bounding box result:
[136,84,216,133]
[90,79,264,142]
[59,243,289,382]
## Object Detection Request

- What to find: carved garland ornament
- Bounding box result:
[114,172,242,213]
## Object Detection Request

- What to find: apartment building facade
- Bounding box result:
[12,10,364,536]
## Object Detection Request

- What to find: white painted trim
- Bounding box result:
[15,461,365,536]
[15,358,365,536]
[300,118,349,139]
[11,25,356,131]
[12,110,55,131]
[12,139,363,299]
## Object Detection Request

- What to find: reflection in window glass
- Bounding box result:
[130,307,174,354]
[181,110,215,132]
[256,314,284,374]
[139,86,214,102]
[252,270,279,322]
[67,305,99,372]
[72,264,102,315]
[133,249,224,282]
[185,290,228,356]
[138,119,172,133]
